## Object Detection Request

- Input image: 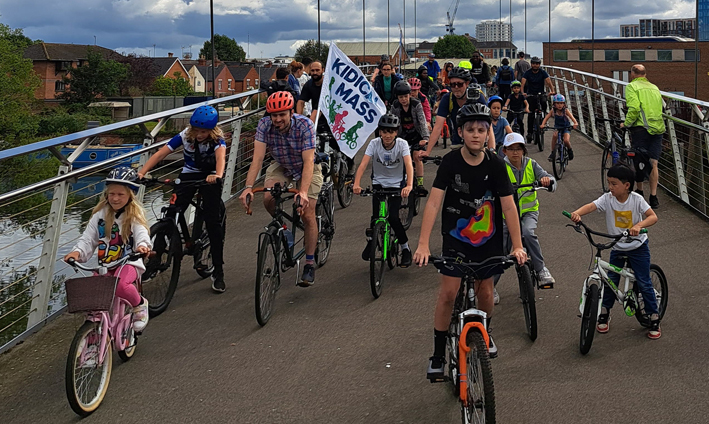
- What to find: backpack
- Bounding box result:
[499,66,512,82]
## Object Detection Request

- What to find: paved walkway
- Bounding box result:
[1,133,709,423]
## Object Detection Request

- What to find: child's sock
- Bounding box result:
[416,176,424,186]
[434,329,447,357]
[305,254,314,266]
[400,242,410,250]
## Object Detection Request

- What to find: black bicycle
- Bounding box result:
[245,154,335,326]
[597,118,632,192]
[527,93,547,152]
[506,110,528,135]
[317,132,354,209]
[545,125,575,180]
[400,144,442,230]
[141,178,223,317]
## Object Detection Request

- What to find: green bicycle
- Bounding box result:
[360,187,405,299]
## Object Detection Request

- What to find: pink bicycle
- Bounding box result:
[64,252,147,416]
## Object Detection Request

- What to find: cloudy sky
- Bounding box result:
[0,0,696,58]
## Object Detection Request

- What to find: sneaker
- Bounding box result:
[362,240,372,261]
[493,288,500,305]
[80,344,99,368]
[649,195,659,209]
[568,148,574,160]
[597,313,611,334]
[648,320,661,340]
[132,297,149,332]
[427,355,446,380]
[487,335,498,358]
[211,268,226,293]
[400,248,412,268]
[548,152,554,162]
[298,264,315,287]
[538,268,556,286]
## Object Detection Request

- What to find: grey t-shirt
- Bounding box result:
[593,192,650,251]
[365,137,410,188]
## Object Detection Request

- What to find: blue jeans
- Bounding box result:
[603,241,658,316]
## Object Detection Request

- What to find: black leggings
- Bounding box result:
[172,172,226,268]
[370,185,408,244]
[527,95,547,137]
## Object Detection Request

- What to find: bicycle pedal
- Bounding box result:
[428,376,449,384]
[538,282,554,290]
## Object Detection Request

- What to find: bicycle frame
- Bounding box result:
[85,295,135,366]
[253,185,307,269]
[373,198,393,262]
[581,255,636,317]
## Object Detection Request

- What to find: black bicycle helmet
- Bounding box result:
[105,166,141,193]
[393,80,412,96]
[448,66,471,82]
[456,103,492,127]
[531,56,542,64]
[378,113,400,129]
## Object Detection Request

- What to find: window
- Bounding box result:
[255,79,259,87]
[228,79,232,89]
[604,50,619,61]
[197,81,202,87]
[54,80,65,91]
[218,79,222,90]
[55,61,72,71]
[579,50,592,61]
[246,79,250,87]
[658,50,672,61]
[631,50,645,61]
[612,71,630,82]
[493,50,498,59]
[685,49,699,61]
[554,50,568,61]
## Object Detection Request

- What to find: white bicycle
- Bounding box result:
[562,211,668,355]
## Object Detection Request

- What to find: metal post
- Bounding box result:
[591,0,595,74]
[582,74,600,144]
[548,0,551,58]
[318,0,321,58]
[210,0,215,98]
[388,0,390,57]
[695,0,699,98]
[363,0,366,64]
[524,0,527,54]
[403,0,406,53]
[665,100,690,203]
[222,118,243,201]
[571,72,586,135]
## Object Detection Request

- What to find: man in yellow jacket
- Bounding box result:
[621,64,666,208]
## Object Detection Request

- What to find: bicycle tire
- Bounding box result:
[414,195,422,215]
[336,160,353,208]
[535,114,544,152]
[117,304,137,362]
[65,321,112,417]
[461,330,496,424]
[634,264,668,328]
[601,145,613,193]
[580,282,600,355]
[255,233,280,326]
[447,291,464,397]
[518,264,538,341]
[315,200,332,267]
[369,222,386,299]
[192,215,214,279]
[143,222,182,317]
[399,194,414,231]
[552,145,564,180]
[386,234,399,270]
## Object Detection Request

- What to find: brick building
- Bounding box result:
[226,66,261,92]
[542,37,707,99]
[23,43,122,100]
[336,42,408,68]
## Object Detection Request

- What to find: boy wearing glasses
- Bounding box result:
[353,114,415,267]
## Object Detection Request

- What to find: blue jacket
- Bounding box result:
[423,60,441,79]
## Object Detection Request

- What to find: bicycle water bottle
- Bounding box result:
[283,227,294,248]
[612,151,620,165]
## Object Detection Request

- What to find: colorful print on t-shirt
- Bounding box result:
[450,191,496,247]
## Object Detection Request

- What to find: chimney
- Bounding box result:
[198,55,206,66]
[168,52,173,58]
[214,55,221,67]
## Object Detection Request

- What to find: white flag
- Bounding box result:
[318,42,386,159]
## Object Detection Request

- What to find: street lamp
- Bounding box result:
[318,0,321,58]
[363,0,366,64]
[210,0,215,98]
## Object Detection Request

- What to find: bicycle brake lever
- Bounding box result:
[566,223,583,234]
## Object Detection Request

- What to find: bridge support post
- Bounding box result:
[664,101,690,204]
[596,78,612,142]
[582,75,600,145]
[222,117,243,202]
[612,83,630,148]
[570,72,586,136]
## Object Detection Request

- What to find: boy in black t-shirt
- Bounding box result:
[414,103,527,379]
[503,81,529,136]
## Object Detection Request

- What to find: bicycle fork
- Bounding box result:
[458,320,490,406]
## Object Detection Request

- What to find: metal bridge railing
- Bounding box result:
[0,90,268,353]
[545,66,709,217]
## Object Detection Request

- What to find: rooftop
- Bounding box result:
[23,43,122,61]
[336,42,403,57]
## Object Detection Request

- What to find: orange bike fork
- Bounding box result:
[457,321,490,406]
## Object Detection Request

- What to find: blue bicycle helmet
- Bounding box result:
[487,95,504,107]
[190,105,219,129]
[552,94,566,103]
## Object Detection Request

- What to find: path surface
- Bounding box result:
[2,133,709,423]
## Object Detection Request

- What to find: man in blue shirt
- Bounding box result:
[423,54,441,81]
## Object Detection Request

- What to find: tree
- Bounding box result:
[294,40,329,64]
[200,34,246,62]
[0,21,40,51]
[119,54,160,96]
[59,49,128,105]
[432,35,476,59]
[149,73,193,96]
[0,33,40,145]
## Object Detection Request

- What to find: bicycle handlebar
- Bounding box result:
[245,184,300,215]
[513,180,555,194]
[140,177,222,187]
[359,187,402,197]
[428,255,516,277]
[561,210,647,250]
[543,125,575,131]
[66,252,149,272]
[422,156,443,165]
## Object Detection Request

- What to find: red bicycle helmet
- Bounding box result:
[266,91,294,113]
[440,89,450,94]
[407,77,422,90]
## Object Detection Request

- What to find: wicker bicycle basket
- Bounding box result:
[64,276,118,313]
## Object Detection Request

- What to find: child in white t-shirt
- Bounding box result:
[570,164,660,339]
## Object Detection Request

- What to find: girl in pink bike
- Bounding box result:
[64,167,152,332]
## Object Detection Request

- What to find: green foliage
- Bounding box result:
[200,34,246,62]
[0,34,40,144]
[433,35,476,59]
[294,40,329,64]
[36,110,111,137]
[0,21,40,50]
[60,49,128,105]
[149,72,193,96]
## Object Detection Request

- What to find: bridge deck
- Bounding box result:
[1,133,708,423]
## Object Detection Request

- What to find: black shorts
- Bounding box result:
[436,248,508,280]
[629,127,663,160]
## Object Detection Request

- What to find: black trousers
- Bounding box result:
[507,110,525,136]
[498,84,511,102]
[527,95,548,137]
[172,172,226,268]
[370,184,408,244]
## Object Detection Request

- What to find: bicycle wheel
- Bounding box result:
[65,321,112,417]
[399,194,415,231]
[447,291,464,396]
[143,222,182,317]
[601,145,613,192]
[535,115,544,152]
[117,304,137,361]
[517,264,538,341]
[369,222,386,299]
[580,282,600,355]
[255,233,280,326]
[552,145,565,180]
[634,264,668,328]
[414,194,422,215]
[461,330,496,424]
[336,161,353,208]
[192,216,214,279]
[315,200,333,267]
[386,234,399,270]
